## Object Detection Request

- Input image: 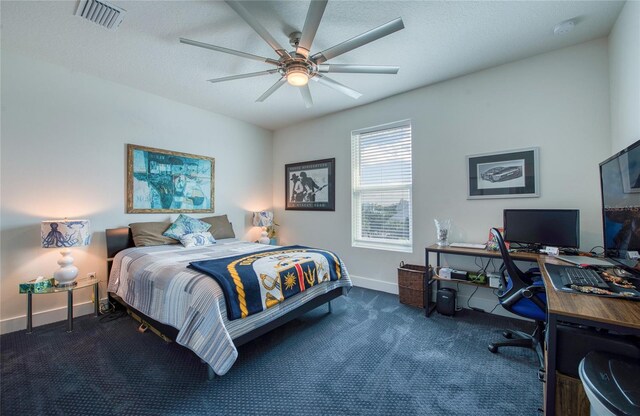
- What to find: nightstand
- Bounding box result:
[21,277,100,333]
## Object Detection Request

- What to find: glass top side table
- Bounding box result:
[20,277,100,333]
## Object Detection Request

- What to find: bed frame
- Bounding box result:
[105,227,345,378]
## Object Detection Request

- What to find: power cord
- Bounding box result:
[466,285,479,309]
[474,257,484,273]
[97,287,126,323]
[92,281,116,315]
[99,298,116,315]
[488,301,501,314]
[488,258,498,273]
[99,308,127,323]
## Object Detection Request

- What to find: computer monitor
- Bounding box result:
[503,209,580,249]
[599,139,640,259]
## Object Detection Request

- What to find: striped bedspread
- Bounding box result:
[107,240,352,375]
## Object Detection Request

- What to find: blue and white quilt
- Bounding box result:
[189,246,344,320]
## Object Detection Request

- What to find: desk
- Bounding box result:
[424,244,539,316]
[540,256,640,415]
[424,245,640,415]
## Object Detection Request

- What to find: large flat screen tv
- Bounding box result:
[503,209,580,249]
[600,139,640,259]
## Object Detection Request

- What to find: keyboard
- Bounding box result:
[450,243,487,250]
[545,264,610,290]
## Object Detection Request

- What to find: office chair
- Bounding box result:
[488,228,547,369]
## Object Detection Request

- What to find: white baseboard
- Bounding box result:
[2,278,524,334]
[349,275,525,321]
[0,300,102,334]
[349,274,399,294]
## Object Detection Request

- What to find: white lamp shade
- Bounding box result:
[41,219,91,248]
[252,211,273,228]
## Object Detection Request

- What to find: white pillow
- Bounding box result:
[179,231,216,248]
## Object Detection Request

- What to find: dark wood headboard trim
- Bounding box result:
[106,227,134,276]
[106,227,134,258]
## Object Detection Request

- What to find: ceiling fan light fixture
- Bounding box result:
[286,66,310,87]
[181,2,405,106]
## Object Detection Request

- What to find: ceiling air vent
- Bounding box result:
[75,0,126,31]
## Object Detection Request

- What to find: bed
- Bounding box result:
[106,226,351,378]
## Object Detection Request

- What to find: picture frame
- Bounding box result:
[466,147,539,199]
[127,144,215,213]
[285,158,335,211]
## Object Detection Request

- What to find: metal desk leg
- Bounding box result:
[425,249,434,316]
[425,249,430,316]
[94,283,100,317]
[67,290,73,333]
[424,250,440,317]
[425,277,431,316]
[27,292,33,333]
[424,249,430,316]
[545,313,558,415]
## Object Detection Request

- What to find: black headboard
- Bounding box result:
[106,227,134,279]
[106,227,134,259]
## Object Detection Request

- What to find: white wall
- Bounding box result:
[609,0,640,153]
[273,39,611,313]
[0,51,273,333]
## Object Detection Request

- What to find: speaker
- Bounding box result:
[436,288,456,316]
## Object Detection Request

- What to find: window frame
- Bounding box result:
[351,119,413,253]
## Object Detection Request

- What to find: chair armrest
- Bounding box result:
[501,284,547,314]
[522,285,547,312]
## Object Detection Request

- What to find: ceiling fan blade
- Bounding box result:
[296,0,328,58]
[225,1,290,59]
[207,69,280,84]
[299,85,313,108]
[311,17,404,64]
[180,38,280,65]
[312,74,362,99]
[256,77,287,102]
[317,64,399,74]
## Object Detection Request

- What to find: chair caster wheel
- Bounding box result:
[488,344,498,353]
[503,331,513,339]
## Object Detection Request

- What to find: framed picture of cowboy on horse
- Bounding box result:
[285,158,335,211]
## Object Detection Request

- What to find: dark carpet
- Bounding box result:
[1,287,541,415]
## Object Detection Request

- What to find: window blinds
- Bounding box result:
[351,120,413,252]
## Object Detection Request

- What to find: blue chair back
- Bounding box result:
[490,228,547,322]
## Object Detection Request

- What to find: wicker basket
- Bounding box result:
[398,262,427,308]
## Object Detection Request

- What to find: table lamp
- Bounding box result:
[252,211,273,245]
[41,219,91,287]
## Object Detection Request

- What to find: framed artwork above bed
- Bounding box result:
[127,144,215,213]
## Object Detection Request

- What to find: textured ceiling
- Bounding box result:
[1,1,625,130]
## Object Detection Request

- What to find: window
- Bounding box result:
[351,120,412,252]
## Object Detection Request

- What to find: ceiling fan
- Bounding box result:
[179,0,405,108]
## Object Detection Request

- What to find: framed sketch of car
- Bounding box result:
[467,148,539,199]
[481,166,523,183]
